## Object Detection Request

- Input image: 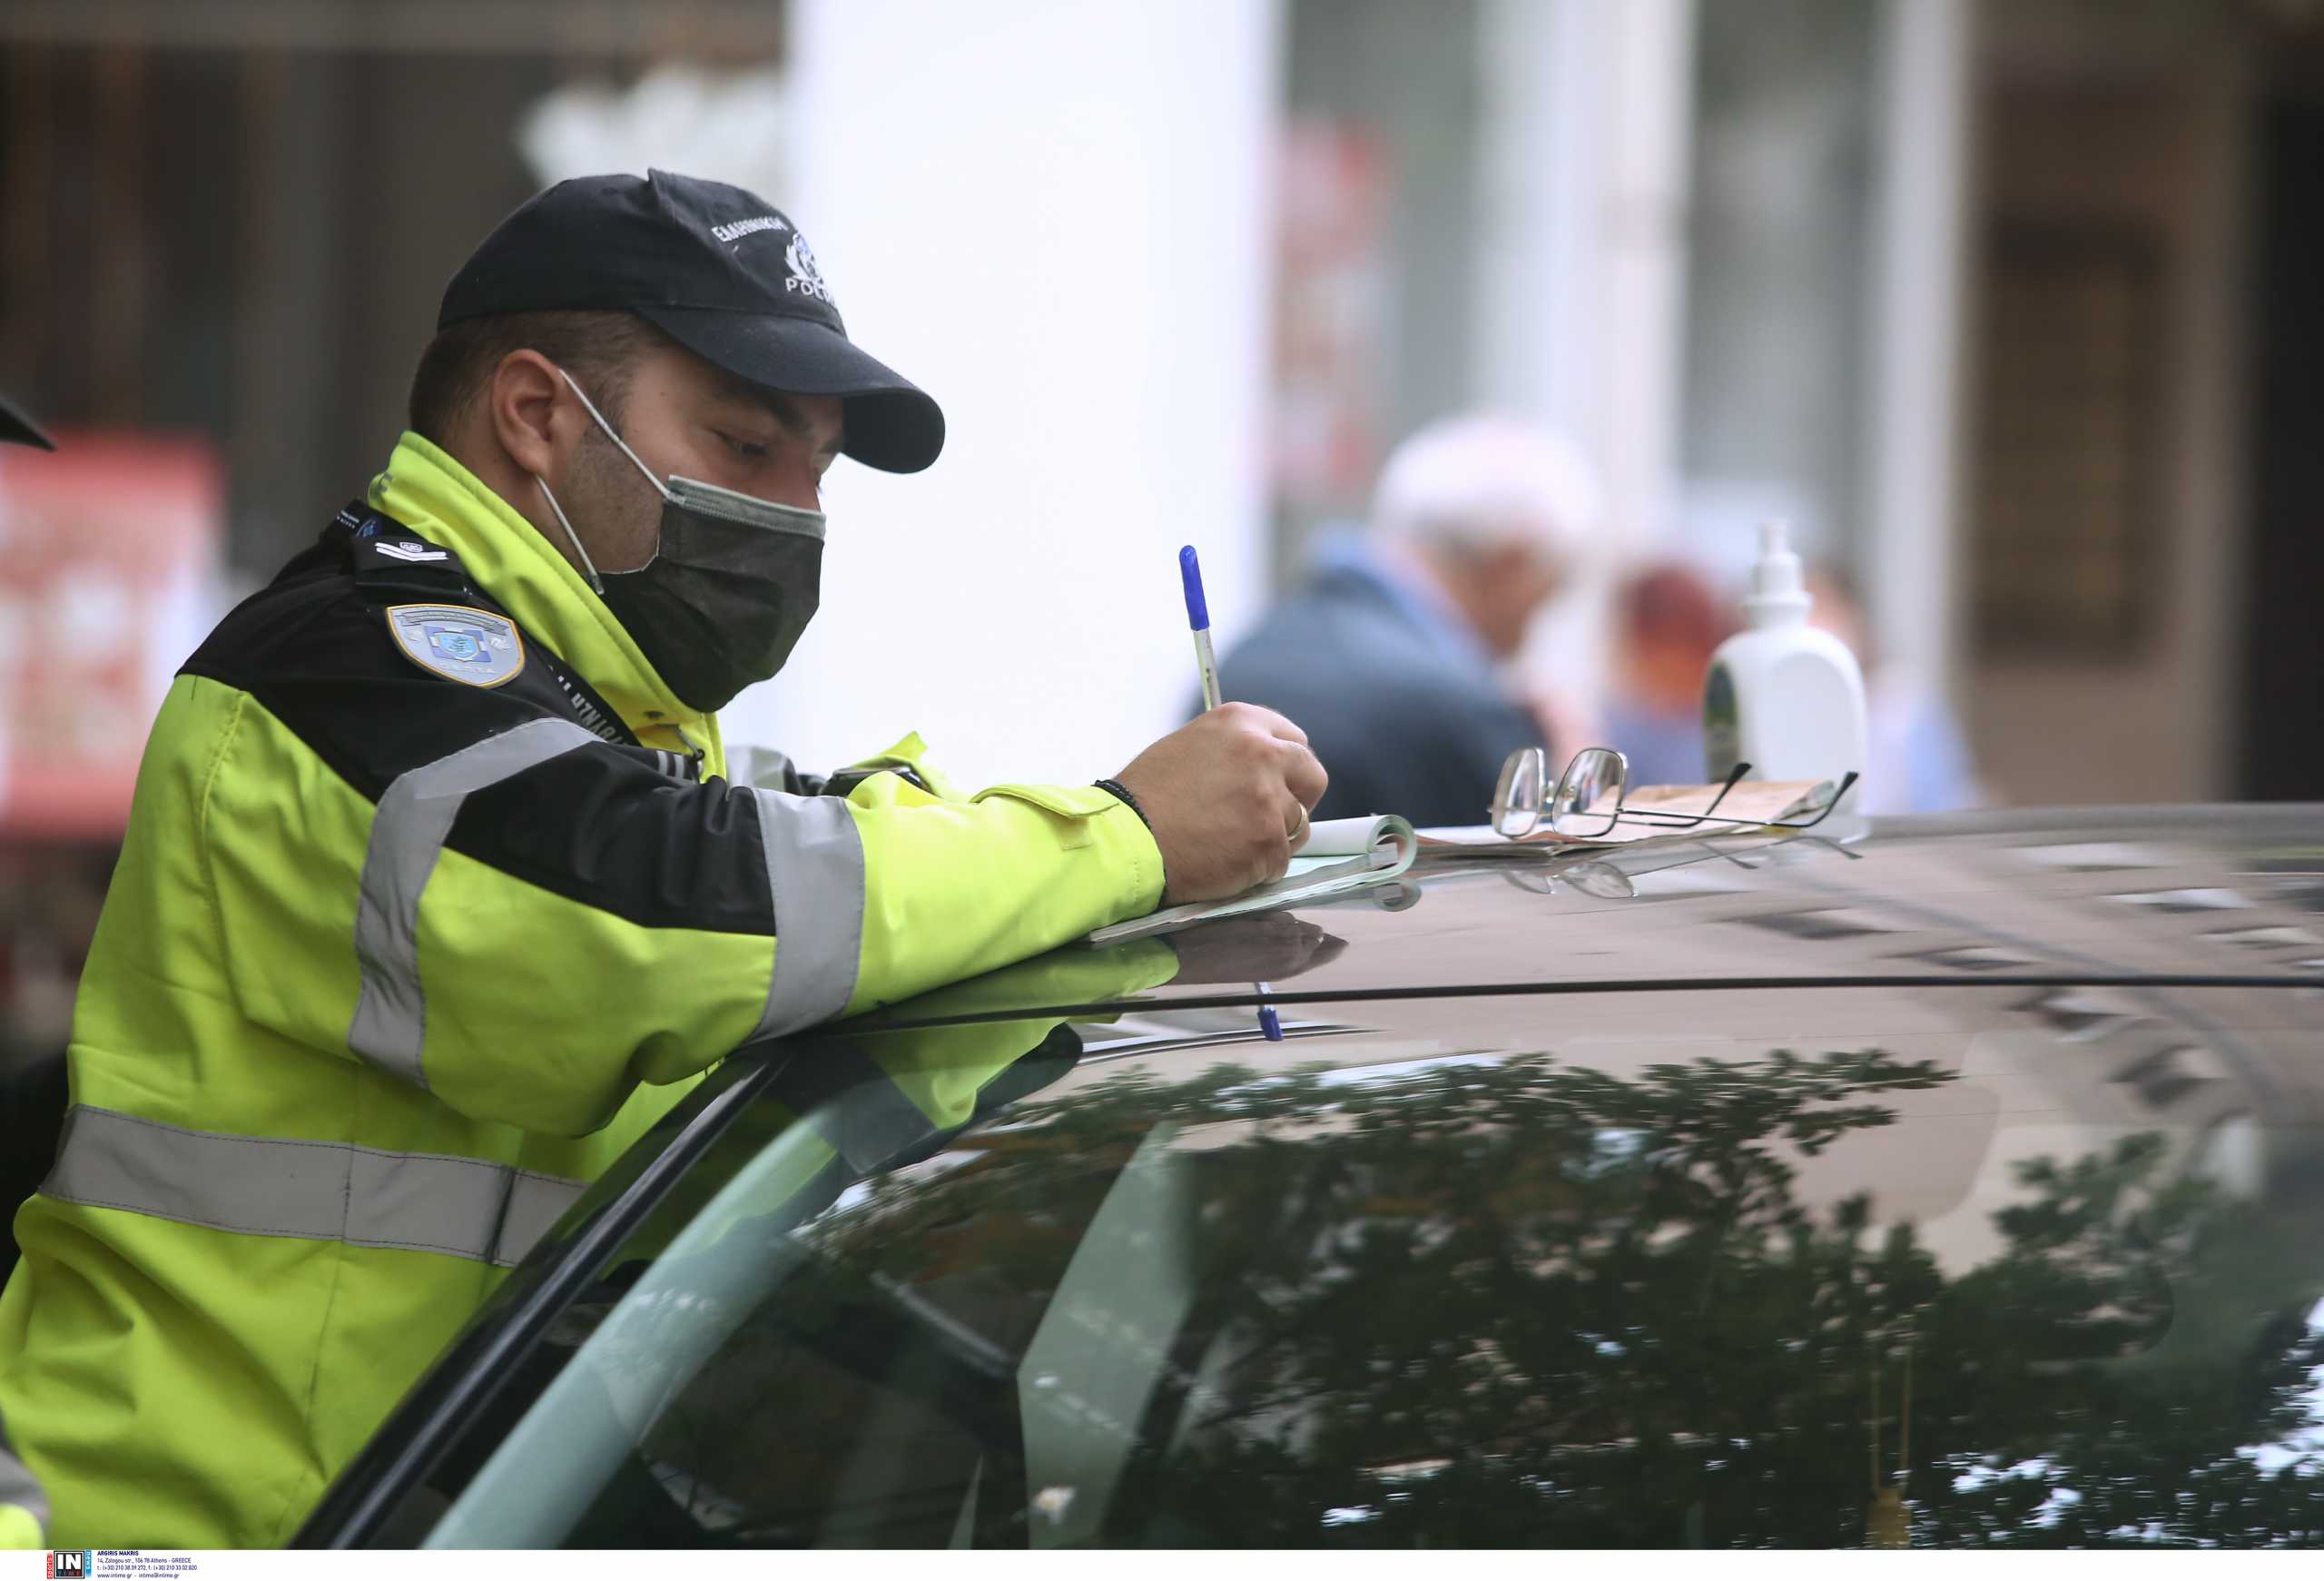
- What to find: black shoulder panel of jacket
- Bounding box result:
[178,504,777,935]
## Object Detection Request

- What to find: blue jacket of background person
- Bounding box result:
[1208,534,1550,830]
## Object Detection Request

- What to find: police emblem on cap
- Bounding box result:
[783,231,834,306]
[386,604,525,687]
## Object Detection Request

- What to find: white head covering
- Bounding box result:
[1371,413,1602,568]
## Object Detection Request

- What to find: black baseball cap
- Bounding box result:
[0,391,54,450]
[440,170,944,474]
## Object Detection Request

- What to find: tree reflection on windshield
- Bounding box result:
[653,1045,2324,1548]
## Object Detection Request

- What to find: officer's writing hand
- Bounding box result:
[1114,703,1328,905]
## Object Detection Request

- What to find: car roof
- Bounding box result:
[301,803,2324,1547]
[860,804,2324,1032]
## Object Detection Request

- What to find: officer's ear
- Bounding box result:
[487,350,568,480]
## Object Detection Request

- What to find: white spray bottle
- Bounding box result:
[1702,521,1866,804]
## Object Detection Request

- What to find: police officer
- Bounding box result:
[0,171,1324,1548]
[0,390,54,1551]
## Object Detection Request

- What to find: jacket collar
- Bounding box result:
[365,430,724,768]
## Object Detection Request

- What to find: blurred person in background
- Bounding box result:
[0,171,1327,1551]
[1600,559,1735,787]
[0,847,105,1273]
[1215,414,1598,827]
[0,390,54,1554]
[1807,564,1982,815]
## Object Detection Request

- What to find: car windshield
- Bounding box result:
[419,987,2324,1549]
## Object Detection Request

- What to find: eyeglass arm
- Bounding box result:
[1610,768,1859,834]
[1598,761,1750,829]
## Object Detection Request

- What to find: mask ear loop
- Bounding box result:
[555,368,675,504]
[534,473,605,595]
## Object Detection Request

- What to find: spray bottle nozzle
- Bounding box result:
[1745,518,1810,621]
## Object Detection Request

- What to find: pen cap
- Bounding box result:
[1178,544,1210,629]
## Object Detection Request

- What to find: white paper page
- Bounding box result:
[1088,814,1417,944]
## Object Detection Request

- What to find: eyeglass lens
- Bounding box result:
[1492,746,1547,837]
[1550,747,1627,836]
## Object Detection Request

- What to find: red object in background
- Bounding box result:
[1272,120,1392,512]
[0,431,224,838]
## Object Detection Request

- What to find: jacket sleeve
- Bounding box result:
[838,728,966,801]
[198,675,1163,1138]
[834,771,1164,1016]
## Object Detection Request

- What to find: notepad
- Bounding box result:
[1086,813,1418,944]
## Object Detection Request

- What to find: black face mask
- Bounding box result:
[535,369,826,714]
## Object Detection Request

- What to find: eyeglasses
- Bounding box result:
[1498,858,1639,900]
[1496,828,1866,904]
[1489,745,1859,842]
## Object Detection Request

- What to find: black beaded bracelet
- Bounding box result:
[1092,777,1153,831]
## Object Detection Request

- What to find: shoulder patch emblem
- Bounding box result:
[373,540,448,563]
[386,603,525,687]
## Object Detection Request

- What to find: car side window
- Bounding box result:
[419,1005,2324,1549]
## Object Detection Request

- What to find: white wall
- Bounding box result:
[1863,0,1974,703]
[720,0,1284,792]
[1471,0,1697,717]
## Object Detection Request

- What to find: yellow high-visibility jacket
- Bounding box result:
[0,433,1164,1547]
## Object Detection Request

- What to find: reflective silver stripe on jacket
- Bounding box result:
[747,789,866,1039]
[349,717,599,1086]
[0,1411,47,1537]
[41,1105,588,1268]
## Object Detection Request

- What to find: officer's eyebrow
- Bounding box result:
[765,391,845,459]
[716,375,844,459]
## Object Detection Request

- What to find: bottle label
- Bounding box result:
[1702,662,1739,780]
[1768,651,1863,781]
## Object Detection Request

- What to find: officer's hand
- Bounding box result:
[1113,703,1328,905]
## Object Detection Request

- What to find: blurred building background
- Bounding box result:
[2,0,2321,1059]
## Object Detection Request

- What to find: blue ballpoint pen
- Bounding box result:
[1179,545,1284,1042]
